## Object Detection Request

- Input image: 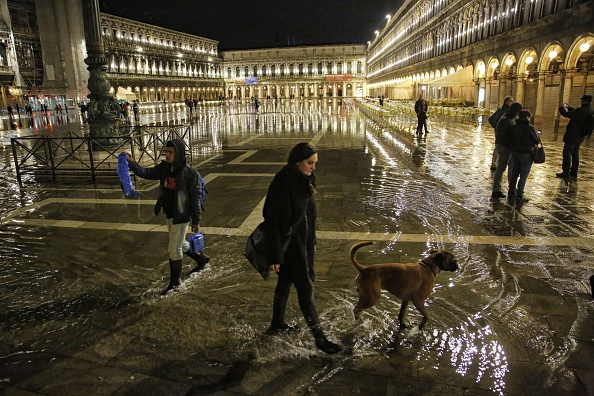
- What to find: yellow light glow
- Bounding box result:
[548,50,558,59]
[525,56,533,64]
[505,58,513,66]
[579,43,591,52]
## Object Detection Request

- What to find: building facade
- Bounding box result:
[367,0,594,123]
[222,45,367,100]
[0,0,87,111]
[101,14,225,102]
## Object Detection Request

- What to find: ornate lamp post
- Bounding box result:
[81,0,118,144]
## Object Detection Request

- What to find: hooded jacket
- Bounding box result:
[129,139,202,226]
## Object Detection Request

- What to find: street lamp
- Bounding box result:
[548,50,558,60]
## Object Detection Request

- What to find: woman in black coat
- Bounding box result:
[262,142,341,354]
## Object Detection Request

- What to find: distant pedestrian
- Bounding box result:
[414,94,429,136]
[255,98,260,113]
[262,142,342,354]
[7,104,13,118]
[491,102,523,200]
[132,101,140,122]
[556,95,593,180]
[15,104,20,115]
[507,110,540,204]
[123,139,210,295]
[488,96,514,170]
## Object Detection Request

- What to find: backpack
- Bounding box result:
[198,173,207,211]
[488,108,505,129]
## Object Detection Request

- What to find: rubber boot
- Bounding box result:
[300,296,341,354]
[265,289,300,335]
[186,251,210,274]
[161,259,182,295]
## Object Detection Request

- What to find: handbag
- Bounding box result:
[188,232,204,254]
[244,217,303,280]
[533,141,545,164]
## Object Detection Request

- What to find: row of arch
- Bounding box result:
[225,61,364,79]
[101,14,217,56]
[106,54,221,78]
[368,0,578,78]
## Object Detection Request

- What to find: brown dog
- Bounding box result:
[351,241,458,329]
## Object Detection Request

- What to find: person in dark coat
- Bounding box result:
[414,94,429,135]
[124,139,209,295]
[488,96,514,170]
[556,94,593,179]
[507,110,540,203]
[263,142,341,354]
[491,102,523,199]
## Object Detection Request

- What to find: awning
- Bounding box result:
[426,66,475,87]
[391,78,412,88]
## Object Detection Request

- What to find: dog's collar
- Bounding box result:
[420,260,437,276]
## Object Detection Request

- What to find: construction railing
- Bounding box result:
[10,124,201,185]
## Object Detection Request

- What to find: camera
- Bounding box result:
[537,129,542,134]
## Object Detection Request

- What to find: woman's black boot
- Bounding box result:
[161,259,182,295]
[186,251,210,274]
[300,297,342,354]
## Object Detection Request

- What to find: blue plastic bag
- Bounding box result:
[117,153,139,198]
[189,232,204,254]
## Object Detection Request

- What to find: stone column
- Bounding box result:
[82,0,119,144]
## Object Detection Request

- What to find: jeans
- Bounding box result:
[508,151,533,197]
[561,141,582,176]
[166,218,190,260]
[492,144,511,193]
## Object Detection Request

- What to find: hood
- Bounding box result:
[167,139,187,172]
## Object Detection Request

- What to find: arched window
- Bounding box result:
[298,63,303,75]
[318,63,323,74]
[308,63,313,75]
[337,62,343,74]
[347,62,352,74]
[357,61,362,74]
[235,67,240,77]
[271,64,276,75]
[280,64,285,76]
[289,63,294,75]
[253,66,258,76]
[262,66,267,76]
[327,62,332,74]
[244,66,249,77]
[227,68,231,79]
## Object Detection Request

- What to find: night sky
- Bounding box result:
[99,0,400,51]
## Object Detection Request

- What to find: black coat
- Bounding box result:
[494,116,516,147]
[510,119,539,154]
[262,166,316,279]
[559,104,592,143]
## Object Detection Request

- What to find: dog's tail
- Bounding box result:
[350,241,374,272]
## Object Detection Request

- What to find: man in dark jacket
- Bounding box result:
[556,94,593,179]
[488,96,513,170]
[414,94,429,136]
[491,102,523,199]
[125,139,209,295]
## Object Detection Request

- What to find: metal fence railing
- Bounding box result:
[10,124,200,185]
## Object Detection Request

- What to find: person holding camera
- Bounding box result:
[507,110,540,204]
[556,94,593,180]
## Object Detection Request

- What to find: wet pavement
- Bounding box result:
[0,99,593,395]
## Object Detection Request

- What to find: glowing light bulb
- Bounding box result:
[505,58,513,66]
[548,50,558,59]
[579,43,590,52]
[525,56,533,64]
